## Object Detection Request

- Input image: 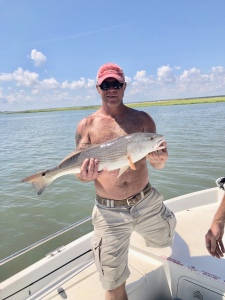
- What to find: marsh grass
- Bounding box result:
[4,96,225,114]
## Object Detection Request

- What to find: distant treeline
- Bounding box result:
[2,95,225,114]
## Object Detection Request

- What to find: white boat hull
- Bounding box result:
[1,187,225,300]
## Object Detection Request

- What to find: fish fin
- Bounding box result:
[59,150,82,165]
[127,155,136,170]
[117,166,130,178]
[21,170,52,195]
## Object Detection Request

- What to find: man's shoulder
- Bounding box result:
[78,110,99,125]
[128,107,153,120]
[77,109,104,134]
[127,107,155,132]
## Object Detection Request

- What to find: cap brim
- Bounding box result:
[97,74,124,85]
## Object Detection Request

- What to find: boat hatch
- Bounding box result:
[177,277,225,300]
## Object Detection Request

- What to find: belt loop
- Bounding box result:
[141,191,144,198]
[111,200,114,208]
[106,199,110,207]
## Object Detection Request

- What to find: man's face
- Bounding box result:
[96,77,126,107]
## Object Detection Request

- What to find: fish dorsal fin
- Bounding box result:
[59,144,100,166]
[59,150,82,165]
[117,166,130,178]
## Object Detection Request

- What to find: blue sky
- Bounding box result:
[0,0,225,111]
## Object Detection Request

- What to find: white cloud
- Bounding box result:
[126,65,225,101]
[134,70,147,82]
[62,77,91,89]
[211,66,225,84]
[6,89,33,104]
[126,71,154,97]
[157,65,176,84]
[180,67,201,82]
[30,49,47,67]
[125,76,132,84]
[177,66,225,96]
[0,87,3,99]
[0,68,39,87]
[211,66,225,73]
[40,77,60,89]
[0,73,13,81]
[0,68,61,90]
[86,79,95,88]
[134,70,153,84]
[31,89,38,95]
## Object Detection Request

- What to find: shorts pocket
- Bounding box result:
[160,204,177,237]
[91,236,103,276]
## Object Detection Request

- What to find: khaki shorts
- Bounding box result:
[91,187,176,290]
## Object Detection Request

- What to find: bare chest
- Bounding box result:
[88,116,144,144]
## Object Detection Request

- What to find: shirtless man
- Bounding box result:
[75,63,176,300]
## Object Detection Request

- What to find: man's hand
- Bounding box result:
[205,222,225,258]
[147,141,168,169]
[77,158,107,181]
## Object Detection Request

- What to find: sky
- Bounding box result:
[0,0,225,112]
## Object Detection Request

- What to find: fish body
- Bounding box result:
[22,132,165,195]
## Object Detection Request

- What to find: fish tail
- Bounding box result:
[21,170,52,195]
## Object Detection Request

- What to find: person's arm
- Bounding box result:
[205,193,225,258]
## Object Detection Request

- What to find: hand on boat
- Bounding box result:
[205,223,225,258]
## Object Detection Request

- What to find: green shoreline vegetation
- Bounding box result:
[1,95,225,114]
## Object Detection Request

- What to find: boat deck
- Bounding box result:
[1,188,225,300]
[30,249,169,300]
[27,191,225,300]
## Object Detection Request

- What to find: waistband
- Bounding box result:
[95,182,151,208]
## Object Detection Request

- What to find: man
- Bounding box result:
[75,62,176,300]
[205,177,225,258]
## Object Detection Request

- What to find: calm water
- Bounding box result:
[0,103,225,279]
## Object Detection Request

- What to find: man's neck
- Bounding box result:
[100,102,128,117]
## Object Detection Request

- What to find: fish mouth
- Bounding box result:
[153,139,165,151]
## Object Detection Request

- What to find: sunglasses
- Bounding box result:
[99,81,124,90]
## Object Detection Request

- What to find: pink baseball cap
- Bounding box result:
[97,63,125,85]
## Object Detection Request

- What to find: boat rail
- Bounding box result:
[0,215,92,266]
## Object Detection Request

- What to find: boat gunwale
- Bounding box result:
[0,216,92,266]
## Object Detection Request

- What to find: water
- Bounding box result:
[0,103,224,279]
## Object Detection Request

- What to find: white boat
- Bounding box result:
[1,187,225,300]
